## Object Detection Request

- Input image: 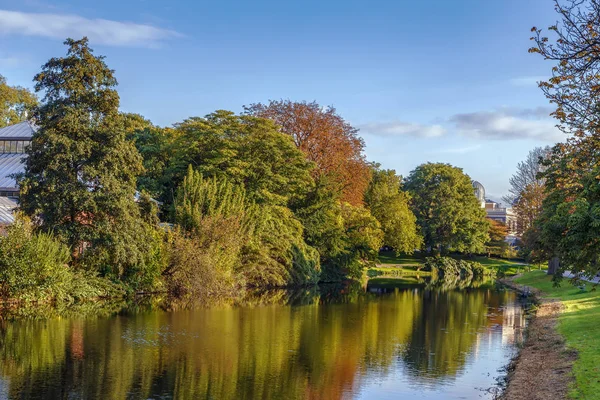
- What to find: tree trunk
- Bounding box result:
[547,256,560,276]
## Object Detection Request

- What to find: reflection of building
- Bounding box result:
[472,181,517,237]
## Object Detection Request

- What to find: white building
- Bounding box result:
[472,180,518,237]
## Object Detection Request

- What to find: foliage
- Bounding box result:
[337,202,384,277]
[169,166,250,292]
[423,257,486,279]
[535,157,600,280]
[365,166,422,254]
[0,217,70,301]
[171,165,320,289]
[513,182,546,236]
[242,205,321,286]
[318,203,383,282]
[0,216,124,302]
[17,38,161,289]
[487,219,508,243]
[0,74,37,128]
[485,219,509,257]
[529,1,600,280]
[530,0,600,137]
[244,100,371,206]
[163,228,243,298]
[174,165,253,234]
[132,124,180,203]
[290,175,347,266]
[168,111,314,207]
[404,163,489,254]
[291,177,384,283]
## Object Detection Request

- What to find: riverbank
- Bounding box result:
[375,251,528,277]
[501,270,600,399]
[500,275,575,400]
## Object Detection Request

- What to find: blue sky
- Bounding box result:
[0,0,561,200]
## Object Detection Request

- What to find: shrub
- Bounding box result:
[424,257,459,277]
[0,216,124,302]
[471,262,486,277]
[163,226,243,298]
[0,217,70,301]
[424,257,488,280]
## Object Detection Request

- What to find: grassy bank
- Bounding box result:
[514,271,600,399]
[376,251,528,277]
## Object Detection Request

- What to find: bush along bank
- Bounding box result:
[423,256,491,279]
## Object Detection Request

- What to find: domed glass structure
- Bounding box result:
[472,181,485,203]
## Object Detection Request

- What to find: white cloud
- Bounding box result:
[509,76,547,87]
[360,121,446,138]
[450,109,562,141]
[0,9,181,47]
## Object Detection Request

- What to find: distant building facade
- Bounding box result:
[0,122,35,225]
[472,180,518,238]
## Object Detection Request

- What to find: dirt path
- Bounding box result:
[500,280,576,400]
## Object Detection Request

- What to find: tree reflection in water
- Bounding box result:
[0,279,525,400]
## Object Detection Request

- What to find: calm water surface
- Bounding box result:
[0,282,526,399]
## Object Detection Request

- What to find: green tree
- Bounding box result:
[168,111,314,207]
[290,175,347,270]
[534,148,600,279]
[338,203,384,276]
[404,163,489,254]
[529,0,600,279]
[132,125,179,201]
[0,74,37,127]
[18,38,160,287]
[365,166,422,254]
[485,219,508,257]
[243,204,321,286]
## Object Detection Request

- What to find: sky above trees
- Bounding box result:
[0,0,561,199]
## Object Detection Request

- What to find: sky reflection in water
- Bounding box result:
[0,280,526,399]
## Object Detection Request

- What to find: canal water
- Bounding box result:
[0,281,526,399]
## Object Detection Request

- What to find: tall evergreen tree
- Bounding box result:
[18,38,155,281]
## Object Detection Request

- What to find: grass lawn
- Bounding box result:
[377,251,426,266]
[467,256,531,276]
[515,271,600,399]
[376,250,529,277]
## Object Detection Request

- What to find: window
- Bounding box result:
[0,140,32,153]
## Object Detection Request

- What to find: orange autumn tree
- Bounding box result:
[244,100,371,205]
